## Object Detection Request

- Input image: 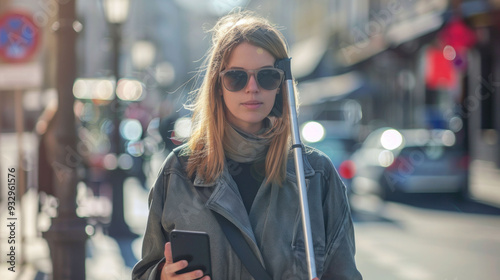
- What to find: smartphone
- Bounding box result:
[170,229,212,278]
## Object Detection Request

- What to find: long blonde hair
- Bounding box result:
[184,11,293,185]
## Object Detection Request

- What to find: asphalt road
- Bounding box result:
[352,194,500,280]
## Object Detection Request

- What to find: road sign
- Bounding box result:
[0,63,42,89]
[0,11,40,63]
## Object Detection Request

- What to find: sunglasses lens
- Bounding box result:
[221,69,282,91]
[223,70,248,92]
[257,69,282,90]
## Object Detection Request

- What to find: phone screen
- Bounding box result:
[170,229,212,277]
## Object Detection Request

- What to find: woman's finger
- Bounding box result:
[183,270,205,279]
[162,260,188,275]
[164,242,173,264]
[162,242,209,280]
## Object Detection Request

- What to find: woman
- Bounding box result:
[132,11,362,280]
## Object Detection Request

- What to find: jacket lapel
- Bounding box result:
[194,169,264,263]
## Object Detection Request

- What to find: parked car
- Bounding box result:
[349,127,469,199]
[298,99,364,188]
[300,121,357,190]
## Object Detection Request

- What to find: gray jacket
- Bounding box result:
[132,145,362,280]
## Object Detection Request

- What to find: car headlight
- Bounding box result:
[380,129,403,150]
[301,121,325,143]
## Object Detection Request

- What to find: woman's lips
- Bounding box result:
[241,101,263,109]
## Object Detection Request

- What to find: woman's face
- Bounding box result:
[220,42,279,134]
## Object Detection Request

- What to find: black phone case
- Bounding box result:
[170,229,212,277]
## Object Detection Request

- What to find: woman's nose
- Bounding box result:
[245,73,259,92]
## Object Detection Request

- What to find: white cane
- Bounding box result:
[276,58,317,280]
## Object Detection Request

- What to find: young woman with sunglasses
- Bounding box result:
[132,11,362,280]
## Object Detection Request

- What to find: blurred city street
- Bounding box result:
[1,0,500,279]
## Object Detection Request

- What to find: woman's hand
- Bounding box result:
[160,242,210,280]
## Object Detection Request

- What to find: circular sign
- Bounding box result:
[0,11,40,63]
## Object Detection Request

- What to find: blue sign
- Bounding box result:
[0,11,39,63]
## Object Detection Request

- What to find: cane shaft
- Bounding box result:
[284,79,317,279]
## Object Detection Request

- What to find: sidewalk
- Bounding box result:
[0,187,145,280]
[0,231,136,280]
[470,159,500,208]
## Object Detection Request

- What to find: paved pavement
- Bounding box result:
[0,187,140,280]
[353,195,500,280]
[469,159,500,208]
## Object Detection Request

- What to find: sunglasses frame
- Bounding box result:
[219,68,284,92]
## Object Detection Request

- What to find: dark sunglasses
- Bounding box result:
[219,68,284,92]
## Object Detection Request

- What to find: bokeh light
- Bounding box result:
[443,45,456,61]
[120,119,143,141]
[127,141,145,157]
[118,153,134,170]
[378,150,395,167]
[380,129,403,150]
[116,79,144,101]
[301,121,325,143]
[103,153,118,170]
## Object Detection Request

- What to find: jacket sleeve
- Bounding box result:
[321,161,363,280]
[131,159,170,280]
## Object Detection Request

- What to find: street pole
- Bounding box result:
[106,21,137,239]
[43,0,87,279]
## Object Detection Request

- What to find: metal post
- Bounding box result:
[106,22,136,239]
[43,1,87,279]
[494,27,500,168]
[14,89,25,266]
[277,58,317,279]
[14,89,26,199]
